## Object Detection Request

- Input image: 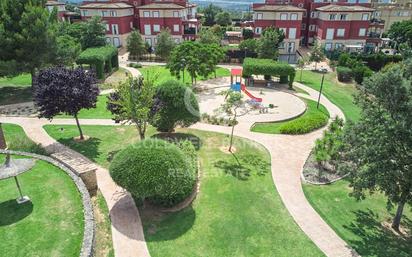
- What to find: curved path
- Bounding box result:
[0,62,357,257]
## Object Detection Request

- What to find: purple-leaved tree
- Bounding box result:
[33,67,99,140]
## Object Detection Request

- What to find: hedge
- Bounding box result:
[109,139,196,207]
[77,45,119,79]
[279,112,329,134]
[242,58,296,88]
[336,66,352,82]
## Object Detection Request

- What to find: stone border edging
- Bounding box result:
[0,149,94,257]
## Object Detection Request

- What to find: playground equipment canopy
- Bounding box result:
[242,58,296,88]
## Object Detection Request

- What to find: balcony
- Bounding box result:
[184,27,196,35]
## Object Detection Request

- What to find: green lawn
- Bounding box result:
[0,74,32,105]
[303,181,412,257]
[0,154,84,257]
[3,123,46,155]
[138,66,230,86]
[251,98,329,134]
[0,73,31,87]
[56,95,113,119]
[299,71,361,122]
[44,125,324,256]
[93,191,114,257]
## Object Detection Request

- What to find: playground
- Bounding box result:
[197,68,306,125]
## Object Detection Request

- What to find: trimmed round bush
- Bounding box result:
[109,139,196,207]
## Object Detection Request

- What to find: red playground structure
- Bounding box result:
[230,68,262,103]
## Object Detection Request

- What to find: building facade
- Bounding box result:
[79,0,199,48]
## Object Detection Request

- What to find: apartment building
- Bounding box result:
[79,0,199,47]
[372,3,412,32]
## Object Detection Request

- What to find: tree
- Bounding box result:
[258,27,284,60]
[53,35,81,66]
[242,28,254,40]
[81,16,107,49]
[309,41,325,70]
[127,30,146,60]
[199,28,221,45]
[33,67,99,140]
[198,43,225,78]
[155,29,175,61]
[388,20,412,48]
[48,6,58,24]
[0,0,56,80]
[107,76,155,139]
[339,64,412,231]
[219,90,244,152]
[201,4,223,26]
[150,80,200,133]
[215,11,232,26]
[296,56,308,82]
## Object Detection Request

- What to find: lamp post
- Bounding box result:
[317,68,328,109]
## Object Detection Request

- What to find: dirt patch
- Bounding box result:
[302,152,346,184]
[73,135,91,142]
[92,191,114,257]
[219,146,237,154]
[382,221,411,239]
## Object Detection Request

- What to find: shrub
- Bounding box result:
[128,63,142,68]
[109,139,196,207]
[279,113,328,134]
[336,66,352,82]
[352,64,372,84]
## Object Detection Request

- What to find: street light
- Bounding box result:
[317,68,328,109]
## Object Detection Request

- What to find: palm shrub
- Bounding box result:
[110,139,197,207]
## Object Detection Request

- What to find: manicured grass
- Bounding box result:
[251,99,329,134]
[0,73,31,87]
[44,125,156,168]
[303,180,412,257]
[56,95,113,119]
[0,154,84,257]
[44,125,324,256]
[299,71,361,121]
[138,66,231,85]
[0,74,33,105]
[3,123,46,155]
[93,191,114,257]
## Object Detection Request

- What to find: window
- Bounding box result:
[325,43,332,50]
[335,43,343,49]
[82,10,88,16]
[101,11,108,17]
[359,28,366,36]
[145,38,152,46]
[256,13,263,20]
[133,1,138,6]
[298,3,304,7]
[329,13,337,20]
[310,11,317,18]
[143,11,150,17]
[287,42,295,53]
[361,13,369,20]
[303,11,307,17]
[173,11,179,17]
[110,11,117,17]
[255,27,262,34]
[144,24,151,35]
[340,14,347,20]
[174,38,180,43]
[111,24,119,35]
[279,27,286,35]
[280,13,288,20]
[301,23,306,30]
[105,24,110,32]
[326,28,334,40]
[173,24,179,32]
[106,37,111,44]
[290,13,298,20]
[153,24,160,32]
[153,11,159,18]
[347,0,356,3]
[289,28,297,39]
[130,22,133,29]
[309,25,316,31]
[337,28,345,37]
[374,11,381,17]
[279,42,285,49]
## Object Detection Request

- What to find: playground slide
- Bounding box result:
[241,84,263,102]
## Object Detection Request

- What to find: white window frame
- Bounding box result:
[256,13,263,20]
[340,14,347,20]
[309,25,316,31]
[290,13,298,20]
[173,24,180,32]
[336,28,345,37]
[144,24,151,35]
[143,11,150,18]
[280,13,288,20]
[325,42,333,51]
[153,24,160,32]
[173,11,180,17]
[110,11,117,17]
[105,24,110,32]
[289,28,297,39]
[361,13,369,20]
[359,28,366,36]
[111,24,119,35]
[255,27,262,34]
[145,38,152,46]
[326,28,334,40]
[101,10,108,17]
[130,22,133,29]
[301,23,306,30]
[329,13,337,20]
[153,11,160,18]
[82,10,88,16]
